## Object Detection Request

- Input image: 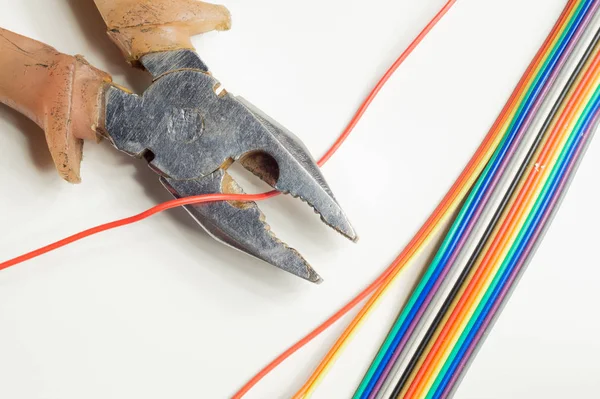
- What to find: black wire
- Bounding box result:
[445,71,600,399]
[389,26,600,399]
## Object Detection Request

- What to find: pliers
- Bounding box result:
[0,0,356,283]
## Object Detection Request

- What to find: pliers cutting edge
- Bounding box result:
[0,0,356,283]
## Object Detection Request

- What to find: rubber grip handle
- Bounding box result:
[0,28,112,183]
[94,0,232,63]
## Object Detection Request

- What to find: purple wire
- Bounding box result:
[439,105,600,399]
[366,8,594,396]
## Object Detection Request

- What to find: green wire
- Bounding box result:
[425,85,600,399]
[352,3,583,397]
[353,3,584,397]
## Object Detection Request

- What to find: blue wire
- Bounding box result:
[361,2,593,396]
[359,2,592,396]
[431,93,600,399]
[432,97,599,399]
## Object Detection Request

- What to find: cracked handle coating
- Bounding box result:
[94,0,232,63]
[0,28,112,183]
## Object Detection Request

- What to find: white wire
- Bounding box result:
[446,93,600,399]
[376,9,600,399]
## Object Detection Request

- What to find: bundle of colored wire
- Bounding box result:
[324,1,600,398]
[286,1,593,398]
[444,60,600,399]
[384,7,600,398]
[406,26,600,399]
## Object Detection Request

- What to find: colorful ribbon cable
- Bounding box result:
[340,1,600,399]
[351,1,593,397]
[404,21,600,399]
[380,4,600,398]
[292,2,589,398]
[444,75,600,399]
[430,30,600,399]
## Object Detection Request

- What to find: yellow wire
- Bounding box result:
[296,98,512,399]
[398,116,551,398]
[396,7,584,397]
[413,50,600,399]
[294,10,572,396]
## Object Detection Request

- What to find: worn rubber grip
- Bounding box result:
[94,0,232,63]
[0,28,112,183]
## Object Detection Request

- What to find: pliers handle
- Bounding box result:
[0,0,230,183]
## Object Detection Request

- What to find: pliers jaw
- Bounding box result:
[102,50,356,282]
[0,2,355,281]
[162,171,325,283]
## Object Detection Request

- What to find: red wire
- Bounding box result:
[232,1,458,397]
[0,192,279,271]
[317,0,455,166]
[0,0,458,396]
[0,0,456,274]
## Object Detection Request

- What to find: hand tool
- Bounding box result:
[0,0,357,283]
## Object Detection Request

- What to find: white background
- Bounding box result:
[0,0,599,398]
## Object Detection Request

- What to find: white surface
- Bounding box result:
[0,1,598,398]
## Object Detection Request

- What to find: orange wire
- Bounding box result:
[404,37,600,399]
[231,2,465,397]
[396,0,581,394]
[287,0,577,395]
[232,1,593,397]
[397,0,581,394]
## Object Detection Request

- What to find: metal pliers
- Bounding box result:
[0,0,356,283]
